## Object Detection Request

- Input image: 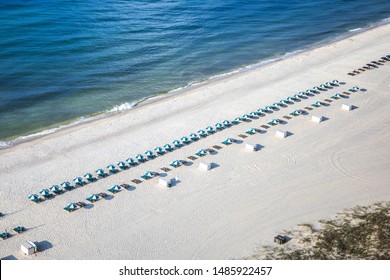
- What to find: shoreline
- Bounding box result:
[0,22,389,260]
[1,18,389,150]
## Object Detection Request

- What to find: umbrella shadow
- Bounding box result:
[1,255,18,260]
[103,195,114,201]
[235,139,244,144]
[124,185,136,191]
[183,161,193,167]
[84,204,94,210]
[158,172,168,177]
[34,240,53,252]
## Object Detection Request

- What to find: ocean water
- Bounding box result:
[1,0,389,147]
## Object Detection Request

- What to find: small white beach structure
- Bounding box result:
[199,162,211,171]
[341,104,352,111]
[246,143,258,152]
[311,115,324,123]
[275,130,287,138]
[158,178,172,188]
[21,241,38,256]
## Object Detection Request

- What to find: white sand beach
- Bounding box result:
[0,24,389,260]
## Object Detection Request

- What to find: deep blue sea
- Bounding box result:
[1,0,390,147]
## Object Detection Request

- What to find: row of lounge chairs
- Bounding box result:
[348,55,390,76]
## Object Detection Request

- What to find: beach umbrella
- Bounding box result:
[189,133,198,140]
[334,93,341,98]
[73,177,83,185]
[50,185,61,193]
[107,164,118,172]
[215,123,223,129]
[143,171,154,178]
[206,126,214,133]
[39,189,51,197]
[65,203,78,211]
[145,150,155,158]
[349,86,359,92]
[293,94,301,99]
[170,160,182,167]
[61,181,71,188]
[198,130,207,137]
[154,147,165,154]
[135,154,145,161]
[86,194,100,202]
[28,194,39,202]
[222,120,231,126]
[287,97,295,102]
[222,138,234,144]
[108,185,122,193]
[84,173,94,181]
[173,140,182,147]
[164,144,173,151]
[273,103,281,107]
[242,114,250,119]
[331,79,339,85]
[117,161,127,169]
[325,82,332,87]
[248,111,256,117]
[95,169,105,175]
[247,128,256,134]
[319,84,326,89]
[256,109,265,114]
[196,149,207,156]
[291,110,301,116]
[126,158,137,165]
[181,136,190,143]
[298,92,305,97]
[233,117,242,123]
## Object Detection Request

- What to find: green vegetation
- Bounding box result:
[247,201,390,260]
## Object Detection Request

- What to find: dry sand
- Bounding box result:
[0,24,389,260]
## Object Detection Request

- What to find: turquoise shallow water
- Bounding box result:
[0,0,389,146]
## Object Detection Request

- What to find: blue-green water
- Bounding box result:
[1,0,389,147]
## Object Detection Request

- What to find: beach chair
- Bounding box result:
[76,201,86,208]
[212,145,223,150]
[161,167,171,172]
[238,134,247,139]
[283,115,292,120]
[348,72,356,76]
[206,148,216,154]
[13,226,26,234]
[187,155,197,161]
[261,125,270,129]
[342,91,351,96]
[131,179,142,184]
[324,99,333,103]
[98,192,108,198]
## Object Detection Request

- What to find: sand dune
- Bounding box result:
[0,24,390,260]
